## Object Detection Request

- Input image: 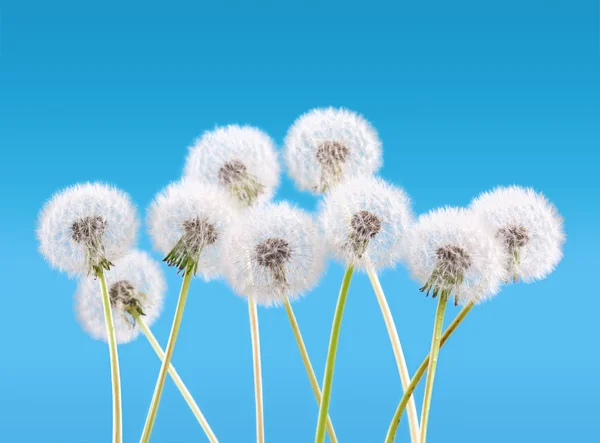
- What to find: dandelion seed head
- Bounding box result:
[75,250,166,344]
[184,125,280,207]
[37,183,139,277]
[403,207,509,305]
[319,175,413,271]
[470,186,565,283]
[222,202,326,307]
[284,107,382,194]
[147,179,234,280]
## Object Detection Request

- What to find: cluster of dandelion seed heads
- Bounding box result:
[75,250,166,344]
[319,175,413,271]
[403,207,509,305]
[284,107,382,194]
[37,182,139,277]
[470,186,565,283]
[222,202,326,307]
[184,125,280,207]
[147,179,234,280]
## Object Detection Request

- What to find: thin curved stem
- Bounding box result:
[97,268,123,443]
[315,265,354,443]
[140,267,193,443]
[385,301,475,442]
[134,314,218,443]
[419,293,448,443]
[365,264,420,443]
[248,298,264,443]
[284,300,338,443]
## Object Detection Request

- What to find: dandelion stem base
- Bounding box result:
[97,268,123,443]
[315,265,354,443]
[284,299,338,443]
[134,314,218,443]
[140,267,193,442]
[366,263,420,443]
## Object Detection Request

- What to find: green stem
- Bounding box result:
[97,268,123,443]
[284,300,338,443]
[248,298,264,443]
[134,314,219,443]
[140,267,193,443]
[365,263,420,443]
[384,301,474,443]
[419,293,448,443]
[315,265,354,443]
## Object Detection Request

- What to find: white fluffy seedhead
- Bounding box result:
[37,182,139,277]
[470,186,565,283]
[284,107,382,194]
[147,179,234,280]
[183,125,280,208]
[75,250,166,345]
[403,207,509,305]
[319,175,413,272]
[222,202,326,307]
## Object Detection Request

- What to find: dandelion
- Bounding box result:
[284,107,382,194]
[316,175,419,443]
[401,207,508,443]
[37,182,138,277]
[141,180,233,442]
[222,202,330,442]
[37,182,138,443]
[183,125,280,208]
[75,250,218,442]
[75,250,164,343]
[470,186,565,283]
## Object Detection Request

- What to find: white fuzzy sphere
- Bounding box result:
[183,125,280,207]
[319,175,413,272]
[222,202,326,307]
[37,182,139,277]
[470,186,565,283]
[284,107,382,194]
[75,250,166,345]
[147,179,234,281]
[403,207,509,305]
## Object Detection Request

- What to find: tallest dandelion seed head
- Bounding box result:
[284,107,382,194]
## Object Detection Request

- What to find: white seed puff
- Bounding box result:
[37,182,138,277]
[470,186,565,283]
[319,175,413,271]
[75,250,166,345]
[284,107,382,194]
[147,179,234,280]
[222,202,327,307]
[403,207,509,305]
[183,125,280,208]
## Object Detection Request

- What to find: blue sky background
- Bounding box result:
[1,1,599,442]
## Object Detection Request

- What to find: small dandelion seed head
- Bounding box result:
[319,175,413,271]
[222,202,327,307]
[183,125,280,208]
[470,186,565,283]
[75,250,166,344]
[147,179,233,280]
[284,107,383,194]
[403,207,509,305]
[37,182,139,277]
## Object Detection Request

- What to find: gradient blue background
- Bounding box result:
[1,1,598,441]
